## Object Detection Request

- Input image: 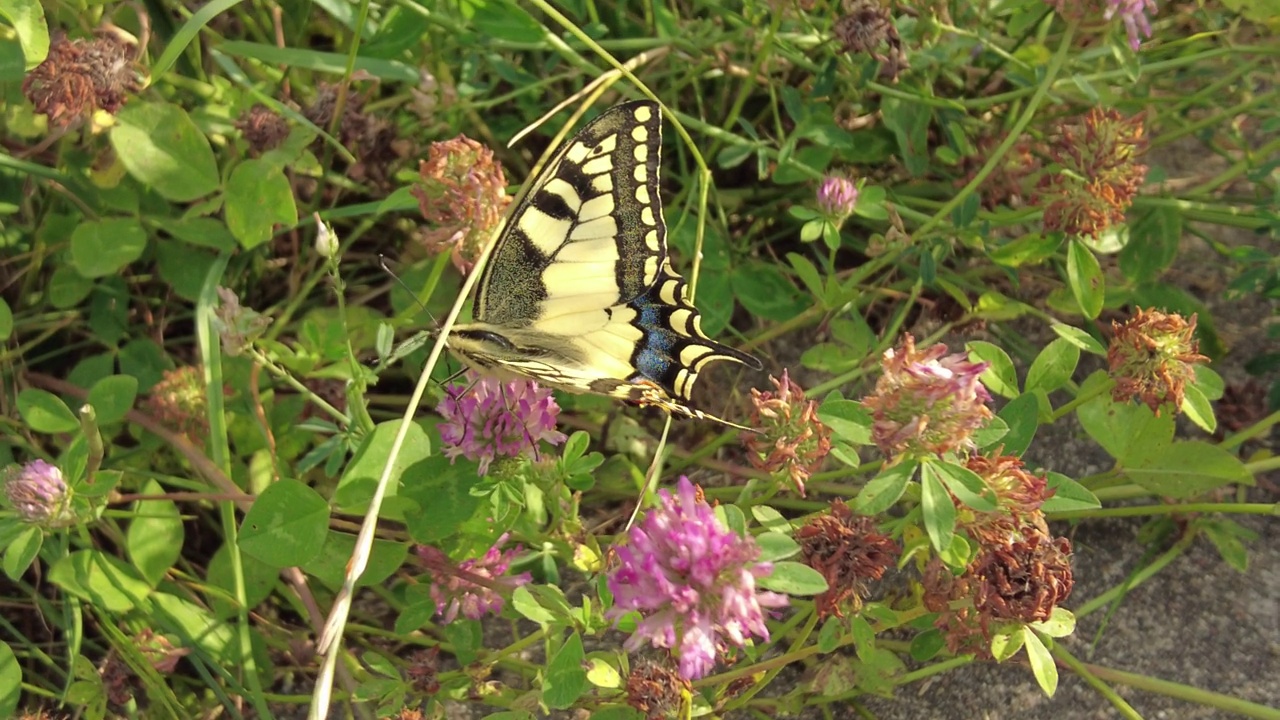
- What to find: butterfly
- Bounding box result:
[445,101,762,430]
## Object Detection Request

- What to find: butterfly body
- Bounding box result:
[446,101,761,427]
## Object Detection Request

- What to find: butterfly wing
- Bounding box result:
[449,101,760,420]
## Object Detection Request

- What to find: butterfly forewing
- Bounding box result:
[475,101,664,326]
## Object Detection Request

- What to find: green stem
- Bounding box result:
[1049,502,1276,522]
[1074,531,1195,619]
[1078,661,1280,719]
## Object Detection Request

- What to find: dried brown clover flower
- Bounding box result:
[921,558,989,656]
[972,533,1074,623]
[405,647,441,695]
[1108,308,1208,415]
[833,0,906,80]
[861,335,993,461]
[22,32,144,128]
[1037,107,1148,238]
[144,367,211,445]
[412,136,511,274]
[302,83,403,186]
[797,500,898,618]
[958,453,1055,547]
[625,658,690,719]
[236,104,290,155]
[744,369,832,496]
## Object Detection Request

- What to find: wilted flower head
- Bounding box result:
[212,287,272,356]
[1105,0,1158,49]
[1044,0,1158,50]
[833,0,906,79]
[437,372,567,476]
[921,558,988,655]
[417,533,532,623]
[816,176,859,219]
[413,136,511,273]
[958,453,1055,546]
[744,369,831,496]
[135,629,190,673]
[972,533,1074,623]
[797,500,898,618]
[302,84,401,186]
[235,104,290,155]
[405,647,442,695]
[3,460,74,526]
[1037,107,1148,238]
[625,658,690,719]
[607,477,789,680]
[22,31,143,128]
[1108,308,1208,415]
[861,335,993,460]
[144,366,210,444]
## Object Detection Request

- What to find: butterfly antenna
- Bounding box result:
[379,255,440,327]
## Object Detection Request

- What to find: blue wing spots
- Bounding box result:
[631,300,673,381]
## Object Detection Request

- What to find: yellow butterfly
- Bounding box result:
[446,101,761,429]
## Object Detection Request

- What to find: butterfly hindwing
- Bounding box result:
[448,101,761,426]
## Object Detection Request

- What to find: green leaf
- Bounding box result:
[0,640,18,719]
[3,525,41,580]
[225,157,299,249]
[1120,206,1180,284]
[1049,322,1107,355]
[300,531,407,590]
[909,629,944,661]
[87,375,138,425]
[1123,440,1253,499]
[110,102,220,201]
[1030,607,1077,638]
[16,388,78,433]
[1041,472,1101,513]
[333,419,433,514]
[967,341,1019,398]
[1023,627,1058,696]
[206,541,279,619]
[238,479,330,567]
[510,585,556,626]
[756,531,800,563]
[1025,338,1080,395]
[400,454,483,544]
[756,560,827,595]
[996,391,1040,457]
[920,469,956,555]
[1200,519,1252,573]
[788,253,826,300]
[0,0,48,69]
[49,550,152,612]
[48,265,92,309]
[1180,384,1216,434]
[1192,364,1225,401]
[855,460,916,515]
[151,592,238,663]
[543,633,588,709]
[0,298,10,341]
[126,479,184,586]
[880,96,931,176]
[156,239,219,302]
[818,397,872,445]
[70,218,148,278]
[155,217,238,251]
[585,656,622,689]
[730,262,807,321]
[988,232,1063,267]
[924,460,996,512]
[1066,238,1104,319]
[1076,380,1174,461]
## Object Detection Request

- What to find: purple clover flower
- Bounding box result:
[437,373,567,475]
[817,176,859,218]
[3,460,73,526]
[607,477,789,680]
[1106,0,1157,50]
[418,533,532,623]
